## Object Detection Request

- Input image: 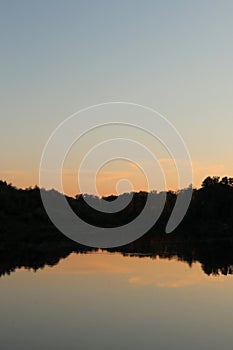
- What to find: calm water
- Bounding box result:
[0,251,233,350]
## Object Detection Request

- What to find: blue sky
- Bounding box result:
[1,0,233,194]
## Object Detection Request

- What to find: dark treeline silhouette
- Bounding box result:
[1,176,233,277]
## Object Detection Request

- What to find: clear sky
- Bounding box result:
[1,0,233,196]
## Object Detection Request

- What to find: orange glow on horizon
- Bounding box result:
[0,160,232,197]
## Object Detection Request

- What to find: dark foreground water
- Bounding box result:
[0,251,233,350]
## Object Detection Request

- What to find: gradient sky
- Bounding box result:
[1,0,233,196]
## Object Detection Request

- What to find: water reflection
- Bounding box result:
[50,252,224,289]
[2,250,233,350]
[1,232,233,277]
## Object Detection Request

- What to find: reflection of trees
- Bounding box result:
[108,234,233,276]
[0,240,97,277]
[1,234,233,277]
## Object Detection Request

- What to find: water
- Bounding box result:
[0,251,233,350]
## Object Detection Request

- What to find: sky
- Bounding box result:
[1,0,233,196]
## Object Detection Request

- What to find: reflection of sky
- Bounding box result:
[36,252,226,288]
[1,1,233,195]
[0,252,233,350]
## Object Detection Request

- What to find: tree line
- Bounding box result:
[1,176,233,277]
[1,175,233,239]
